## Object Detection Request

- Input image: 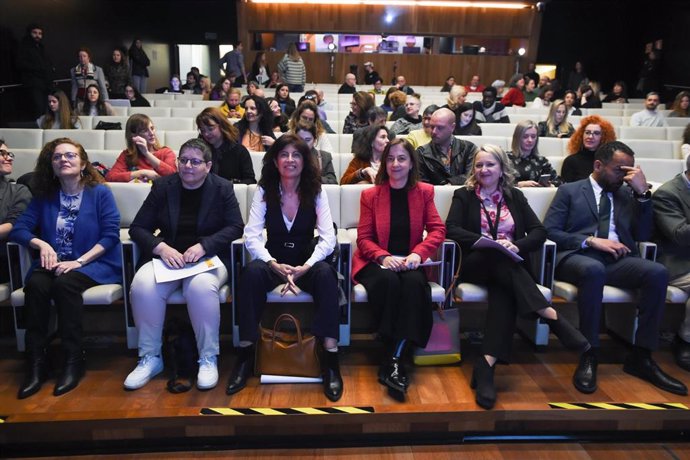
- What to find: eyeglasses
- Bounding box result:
[178,157,207,167]
[52,152,79,162]
[0,150,15,160]
[584,130,602,137]
[198,124,218,134]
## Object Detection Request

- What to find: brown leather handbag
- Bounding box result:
[255,313,321,378]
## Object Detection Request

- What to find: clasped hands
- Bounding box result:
[156,243,206,269]
[380,253,422,272]
[269,260,310,296]
[37,243,81,275]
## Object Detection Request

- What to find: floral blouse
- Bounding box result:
[475,186,515,241]
[55,190,83,261]
[507,151,562,187]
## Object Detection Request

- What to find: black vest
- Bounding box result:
[265,200,317,267]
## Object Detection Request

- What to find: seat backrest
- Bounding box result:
[249,151,265,181]
[171,107,203,118]
[192,100,222,109]
[108,182,152,228]
[433,185,462,221]
[127,107,171,118]
[150,117,194,131]
[667,126,685,141]
[162,131,197,152]
[545,156,564,175]
[340,184,373,229]
[666,117,690,127]
[0,128,43,150]
[624,139,675,159]
[9,149,40,180]
[635,158,685,183]
[339,133,353,153]
[457,135,508,150]
[619,126,667,140]
[87,149,121,168]
[520,187,558,222]
[538,137,567,157]
[232,183,248,223]
[44,129,105,150]
[153,99,192,108]
[479,123,516,138]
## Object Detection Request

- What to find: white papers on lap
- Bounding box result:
[260,374,323,384]
[379,256,443,269]
[471,236,524,262]
[152,255,222,283]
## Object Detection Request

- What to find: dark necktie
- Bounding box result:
[598,191,611,239]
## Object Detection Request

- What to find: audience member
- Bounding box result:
[210,78,231,101]
[500,74,526,107]
[277,43,306,92]
[564,90,583,116]
[199,75,212,101]
[104,47,130,99]
[234,95,275,152]
[388,90,408,122]
[406,105,438,149]
[341,125,392,184]
[491,79,506,98]
[105,114,176,183]
[364,62,381,85]
[129,38,150,94]
[473,87,510,123]
[248,51,270,87]
[11,137,121,399]
[220,88,245,120]
[266,97,289,134]
[508,120,561,187]
[293,121,337,184]
[338,73,357,95]
[267,70,282,89]
[561,115,616,183]
[454,102,482,136]
[369,77,385,95]
[446,145,585,409]
[524,62,539,85]
[218,42,246,86]
[577,83,602,109]
[467,75,485,93]
[602,80,629,104]
[124,84,150,107]
[196,107,256,184]
[124,138,244,392]
[70,47,108,105]
[544,141,686,396]
[274,83,296,117]
[181,72,201,94]
[669,91,690,118]
[531,85,554,109]
[522,77,538,103]
[630,92,668,127]
[37,89,81,129]
[288,100,333,152]
[390,94,423,135]
[444,85,468,116]
[228,134,342,402]
[537,99,574,138]
[167,75,184,94]
[343,91,375,134]
[417,108,478,185]
[351,106,388,155]
[395,76,415,96]
[440,76,455,92]
[17,23,54,119]
[77,84,114,116]
[567,61,587,91]
[353,138,446,400]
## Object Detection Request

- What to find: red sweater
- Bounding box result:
[500,88,526,107]
[105,147,177,182]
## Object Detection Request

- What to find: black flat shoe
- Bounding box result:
[543,315,590,353]
[624,353,688,396]
[226,346,253,395]
[18,353,49,400]
[54,351,85,396]
[378,356,408,394]
[573,352,598,394]
[470,357,496,410]
[674,336,690,372]
[322,350,343,402]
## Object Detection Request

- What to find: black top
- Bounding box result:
[455,121,482,136]
[211,140,257,184]
[265,200,317,267]
[172,186,203,253]
[365,70,381,85]
[561,148,595,183]
[388,187,410,255]
[338,84,356,94]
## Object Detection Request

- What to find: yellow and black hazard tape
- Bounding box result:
[201,406,374,416]
[550,402,688,410]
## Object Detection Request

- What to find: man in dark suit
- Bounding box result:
[545,141,687,396]
[653,155,690,372]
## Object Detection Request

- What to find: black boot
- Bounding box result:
[226,345,254,395]
[378,356,408,394]
[54,350,85,396]
[322,350,343,402]
[543,314,590,353]
[18,350,49,400]
[470,356,496,410]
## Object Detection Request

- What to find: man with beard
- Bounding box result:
[630,92,668,127]
[472,86,510,123]
[16,24,54,119]
[544,141,687,397]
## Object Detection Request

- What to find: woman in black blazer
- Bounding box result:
[445,144,589,410]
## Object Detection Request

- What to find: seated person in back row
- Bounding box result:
[544,141,687,397]
[473,87,510,124]
[390,94,423,135]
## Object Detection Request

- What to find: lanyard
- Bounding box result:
[480,198,502,240]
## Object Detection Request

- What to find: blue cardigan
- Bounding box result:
[10,184,122,284]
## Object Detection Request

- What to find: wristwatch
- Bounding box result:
[633,189,652,200]
[76,258,85,265]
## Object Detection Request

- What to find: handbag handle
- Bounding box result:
[270,313,304,345]
[436,241,462,320]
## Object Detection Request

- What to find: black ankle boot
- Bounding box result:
[18,351,49,399]
[543,314,590,353]
[470,357,496,410]
[226,345,254,395]
[322,350,343,402]
[378,356,408,393]
[54,350,85,396]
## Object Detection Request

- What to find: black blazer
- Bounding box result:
[445,186,547,277]
[129,173,244,268]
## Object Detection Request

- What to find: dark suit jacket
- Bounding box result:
[129,173,244,268]
[653,173,690,279]
[445,186,546,278]
[544,178,652,265]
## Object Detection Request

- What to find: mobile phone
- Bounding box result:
[538,174,550,186]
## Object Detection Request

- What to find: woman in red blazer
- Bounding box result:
[352,138,446,400]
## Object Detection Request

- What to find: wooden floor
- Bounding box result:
[1,333,690,457]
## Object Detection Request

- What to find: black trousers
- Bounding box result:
[355,263,432,347]
[460,250,548,362]
[236,260,340,343]
[24,269,97,354]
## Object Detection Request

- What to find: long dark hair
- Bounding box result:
[235,95,274,137]
[41,89,80,129]
[80,84,108,115]
[33,138,105,198]
[258,134,321,209]
[375,138,419,190]
[354,125,394,161]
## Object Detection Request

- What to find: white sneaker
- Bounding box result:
[197,355,218,390]
[124,354,164,390]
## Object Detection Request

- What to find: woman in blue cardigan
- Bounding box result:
[10,137,121,399]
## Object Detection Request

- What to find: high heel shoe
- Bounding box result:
[543,315,590,353]
[470,357,496,410]
[54,350,85,396]
[18,351,49,399]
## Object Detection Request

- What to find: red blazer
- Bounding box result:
[352,182,446,282]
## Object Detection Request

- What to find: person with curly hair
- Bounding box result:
[561,115,616,183]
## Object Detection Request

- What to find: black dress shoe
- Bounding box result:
[378,356,408,394]
[674,337,690,372]
[573,352,598,394]
[226,346,254,395]
[54,351,85,396]
[470,357,496,410]
[18,353,49,400]
[624,353,688,396]
[322,350,343,402]
[544,315,590,353]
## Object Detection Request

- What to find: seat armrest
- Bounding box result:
[121,239,141,330]
[437,240,458,308]
[638,241,657,261]
[7,242,33,292]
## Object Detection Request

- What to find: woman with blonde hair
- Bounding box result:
[561,115,616,183]
[37,89,81,129]
[508,120,561,187]
[537,99,574,138]
[106,114,176,183]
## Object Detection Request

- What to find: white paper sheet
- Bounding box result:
[471,236,524,262]
[379,256,442,269]
[260,374,323,384]
[152,255,223,283]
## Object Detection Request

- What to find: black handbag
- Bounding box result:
[95,121,122,130]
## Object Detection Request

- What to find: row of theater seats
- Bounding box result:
[8,183,686,355]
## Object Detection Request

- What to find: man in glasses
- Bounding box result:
[0,139,32,283]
